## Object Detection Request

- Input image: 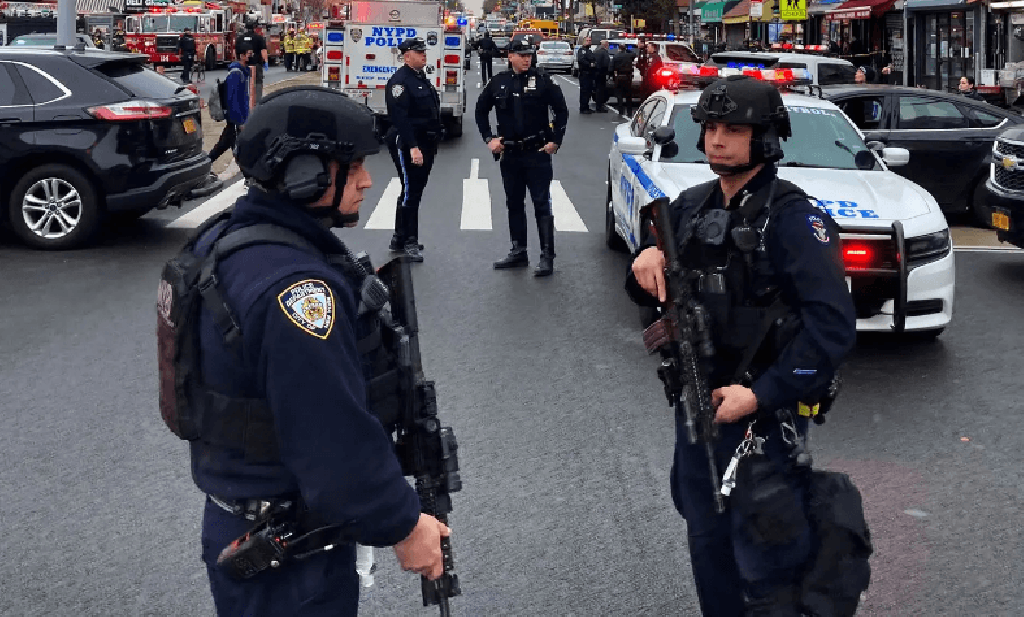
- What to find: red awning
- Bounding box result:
[827,0,895,19]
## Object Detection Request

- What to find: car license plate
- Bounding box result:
[182,117,197,134]
[992,210,1011,231]
[845,276,852,294]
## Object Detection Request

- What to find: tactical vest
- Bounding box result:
[675,177,813,385]
[157,211,401,463]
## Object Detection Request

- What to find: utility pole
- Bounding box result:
[689,0,694,47]
[57,0,76,48]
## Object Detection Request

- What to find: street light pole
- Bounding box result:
[689,0,694,47]
[57,0,76,48]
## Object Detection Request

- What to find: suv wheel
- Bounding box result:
[605,180,628,252]
[9,164,101,250]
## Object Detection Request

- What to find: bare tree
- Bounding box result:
[298,0,327,23]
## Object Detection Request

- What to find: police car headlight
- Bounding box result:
[905,229,951,269]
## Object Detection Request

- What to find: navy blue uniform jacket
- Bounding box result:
[385,65,442,150]
[626,164,857,412]
[191,190,420,547]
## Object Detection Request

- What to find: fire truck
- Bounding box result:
[123,0,247,69]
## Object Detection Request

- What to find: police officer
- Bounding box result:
[626,76,857,615]
[475,40,569,277]
[385,37,443,262]
[237,21,268,101]
[175,86,450,616]
[611,42,637,117]
[478,30,497,83]
[177,27,196,83]
[576,36,596,113]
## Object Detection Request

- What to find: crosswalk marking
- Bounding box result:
[550,181,588,232]
[166,179,245,228]
[363,177,400,229]
[461,158,491,230]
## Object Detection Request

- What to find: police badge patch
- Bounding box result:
[278,280,335,339]
[807,214,830,244]
[391,84,404,97]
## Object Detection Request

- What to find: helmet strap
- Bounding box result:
[306,163,356,228]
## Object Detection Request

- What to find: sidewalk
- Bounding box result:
[201,72,321,176]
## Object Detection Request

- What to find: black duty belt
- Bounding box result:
[208,494,296,521]
[502,134,546,151]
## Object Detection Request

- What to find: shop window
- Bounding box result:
[896,96,968,130]
[838,96,886,131]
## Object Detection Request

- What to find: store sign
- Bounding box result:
[778,0,806,21]
[751,1,763,18]
[828,6,870,19]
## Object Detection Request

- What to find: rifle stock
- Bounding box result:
[376,256,463,615]
[639,197,725,514]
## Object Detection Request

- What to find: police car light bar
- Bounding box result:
[674,65,813,89]
[770,43,829,52]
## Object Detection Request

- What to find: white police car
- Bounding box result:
[606,68,955,337]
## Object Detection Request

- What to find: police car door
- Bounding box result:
[613,97,664,250]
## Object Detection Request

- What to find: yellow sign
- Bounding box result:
[632,18,645,28]
[778,0,806,21]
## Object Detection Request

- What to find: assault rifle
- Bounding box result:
[639,197,725,514]
[376,255,463,616]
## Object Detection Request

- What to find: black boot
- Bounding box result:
[493,241,529,269]
[534,215,555,277]
[389,234,405,252]
[404,238,424,263]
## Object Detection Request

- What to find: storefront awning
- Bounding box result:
[807,0,845,14]
[826,0,895,19]
[702,0,742,22]
[77,0,125,12]
[904,0,965,8]
[722,0,778,23]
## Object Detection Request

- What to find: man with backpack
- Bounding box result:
[208,42,252,167]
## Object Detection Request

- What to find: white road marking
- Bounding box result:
[166,179,246,228]
[461,158,492,230]
[363,177,401,230]
[953,245,1024,253]
[550,181,588,232]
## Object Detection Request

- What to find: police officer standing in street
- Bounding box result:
[237,21,268,102]
[475,40,569,276]
[626,76,858,615]
[478,30,497,83]
[576,36,596,113]
[592,39,612,113]
[177,27,196,84]
[611,42,637,117]
[163,86,450,616]
[385,38,443,262]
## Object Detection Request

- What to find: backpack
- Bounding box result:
[208,67,241,122]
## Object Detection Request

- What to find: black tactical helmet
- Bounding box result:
[691,75,791,165]
[235,85,380,200]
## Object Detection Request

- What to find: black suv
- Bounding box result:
[0,47,210,249]
[985,125,1024,248]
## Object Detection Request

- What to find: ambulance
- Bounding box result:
[321,1,467,138]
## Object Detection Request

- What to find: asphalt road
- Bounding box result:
[1,64,1023,617]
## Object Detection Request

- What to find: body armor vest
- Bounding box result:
[157,211,400,463]
[676,178,809,385]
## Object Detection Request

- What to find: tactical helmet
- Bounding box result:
[235,86,380,219]
[691,75,791,167]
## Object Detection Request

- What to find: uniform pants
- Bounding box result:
[614,75,633,116]
[181,55,194,83]
[284,52,294,71]
[578,71,594,112]
[253,62,264,103]
[593,71,608,109]
[388,131,437,244]
[670,412,812,616]
[209,122,239,163]
[299,53,310,71]
[499,150,553,246]
[201,498,359,617]
[480,55,493,82]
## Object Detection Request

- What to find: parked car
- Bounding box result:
[822,84,1024,224]
[0,47,210,249]
[983,125,1024,247]
[8,33,96,48]
[536,40,573,73]
[571,26,626,76]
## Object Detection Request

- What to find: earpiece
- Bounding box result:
[279,153,332,202]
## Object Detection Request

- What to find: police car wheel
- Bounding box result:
[9,164,101,250]
[605,181,628,252]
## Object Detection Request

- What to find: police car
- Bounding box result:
[607,68,955,338]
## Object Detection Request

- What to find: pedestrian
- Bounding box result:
[576,36,596,113]
[611,43,637,117]
[384,37,443,263]
[593,39,611,113]
[177,27,196,84]
[207,42,252,165]
[283,28,295,71]
[478,30,497,83]
[475,40,569,277]
[959,75,984,100]
[163,85,450,617]
[626,76,858,615]
[237,21,268,102]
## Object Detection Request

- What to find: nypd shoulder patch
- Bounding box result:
[278,279,335,340]
[391,84,404,97]
[806,214,830,244]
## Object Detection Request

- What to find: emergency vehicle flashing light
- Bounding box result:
[770,43,829,52]
[672,65,812,88]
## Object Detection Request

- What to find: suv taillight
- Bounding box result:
[89,100,173,121]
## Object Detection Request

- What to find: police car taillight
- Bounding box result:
[89,101,173,121]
